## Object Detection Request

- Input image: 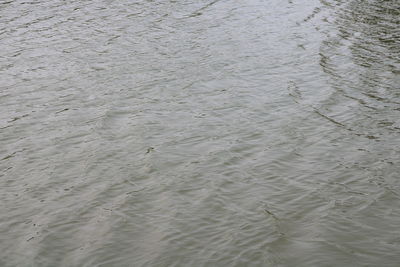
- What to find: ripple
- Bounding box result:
[1,0,399,266]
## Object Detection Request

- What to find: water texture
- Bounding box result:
[0,0,399,266]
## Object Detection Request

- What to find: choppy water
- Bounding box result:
[1,0,399,266]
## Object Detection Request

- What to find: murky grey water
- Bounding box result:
[1,0,399,266]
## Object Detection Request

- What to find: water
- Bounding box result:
[1,0,399,266]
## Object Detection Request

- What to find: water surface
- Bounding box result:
[1,0,399,266]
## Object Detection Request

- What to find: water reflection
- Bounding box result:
[318,0,400,136]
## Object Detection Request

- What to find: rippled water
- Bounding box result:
[1,0,399,266]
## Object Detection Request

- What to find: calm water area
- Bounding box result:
[1,0,399,266]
